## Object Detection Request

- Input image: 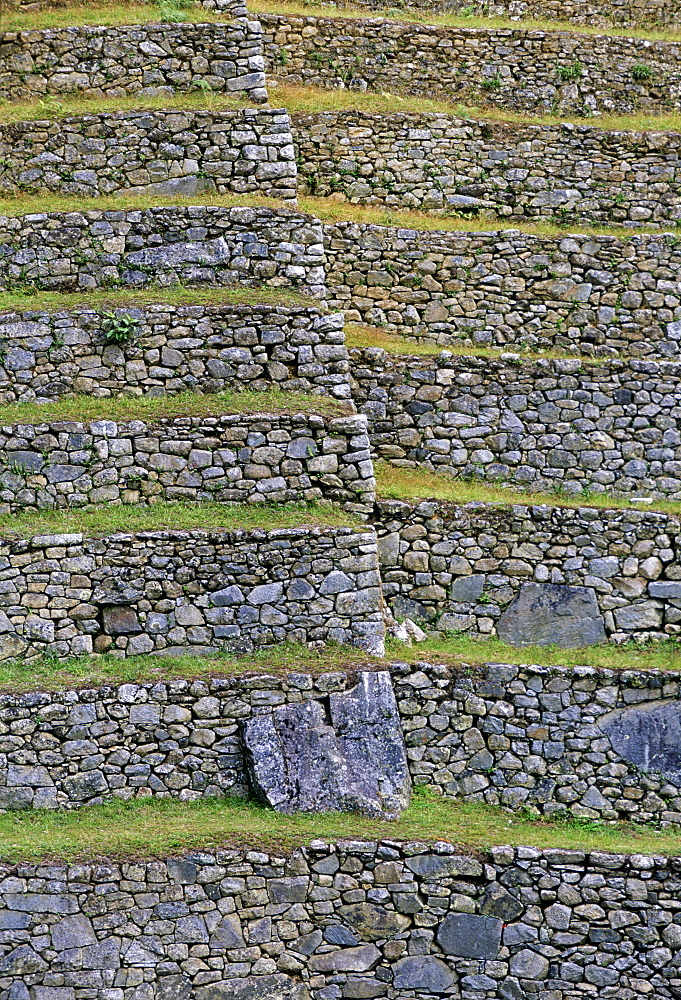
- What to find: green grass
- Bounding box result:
[0,285,319,316]
[345,322,602,362]
[0,0,230,30]
[286,83,681,135]
[0,190,294,219]
[252,0,681,42]
[1,789,681,862]
[0,388,349,425]
[0,500,359,539]
[376,460,681,518]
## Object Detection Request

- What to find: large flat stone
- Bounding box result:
[437,912,502,959]
[393,956,456,993]
[599,699,681,784]
[242,671,410,818]
[197,975,309,1000]
[497,583,606,647]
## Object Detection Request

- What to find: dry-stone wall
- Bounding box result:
[351,349,681,497]
[294,111,681,226]
[393,659,681,824]
[0,206,326,296]
[331,0,677,27]
[262,13,681,114]
[0,412,375,514]
[375,499,681,642]
[0,303,351,402]
[0,526,384,666]
[325,223,681,356]
[7,661,681,826]
[0,21,267,102]
[2,840,681,1000]
[1,108,296,201]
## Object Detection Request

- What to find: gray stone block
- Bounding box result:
[437,912,502,959]
[497,583,606,647]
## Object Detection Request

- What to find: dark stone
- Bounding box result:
[480,885,525,922]
[242,671,410,817]
[338,902,410,941]
[0,945,47,975]
[497,583,606,648]
[101,606,142,636]
[393,956,455,993]
[325,925,359,946]
[599,699,681,784]
[93,580,144,605]
[437,912,502,959]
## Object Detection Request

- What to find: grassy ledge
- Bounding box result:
[1,790,681,862]
[251,0,681,42]
[345,322,604,363]
[0,0,232,29]
[0,285,319,316]
[0,191,296,218]
[376,461,681,519]
[0,389,350,425]
[0,499,359,539]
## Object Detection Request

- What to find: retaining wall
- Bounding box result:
[294,111,681,226]
[0,412,375,514]
[1,107,296,201]
[376,498,681,640]
[7,660,681,825]
[0,525,384,666]
[262,13,681,114]
[0,21,267,102]
[1,840,681,1000]
[351,349,681,497]
[0,304,351,402]
[331,0,678,27]
[0,206,326,297]
[324,222,681,356]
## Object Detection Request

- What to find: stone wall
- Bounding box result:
[331,0,677,27]
[294,111,681,227]
[351,349,681,497]
[0,412,375,514]
[0,840,679,998]
[0,304,351,403]
[262,13,681,114]
[0,206,326,297]
[324,222,681,356]
[7,659,681,826]
[0,21,267,102]
[1,108,296,201]
[375,498,681,641]
[0,526,384,667]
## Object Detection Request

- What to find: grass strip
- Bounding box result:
[0,499,359,539]
[252,0,681,42]
[0,389,349,425]
[0,190,295,218]
[0,0,230,29]
[345,322,603,362]
[376,460,681,519]
[0,285,319,316]
[0,789,679,862]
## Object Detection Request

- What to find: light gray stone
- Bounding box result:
[497,583,606,647]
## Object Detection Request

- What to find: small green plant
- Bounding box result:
[481,73,502,92]
[101,311,139,345]
[274,48,290,65]
[631,62,653,81]
[557,60,583,82]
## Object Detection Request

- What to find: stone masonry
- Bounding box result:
[0,206,327,297]
[351,349,681,497]
[0,526,384,666]
[293,111,681,227]
[0,21,268,102]
[0,108,296,201]
[262,13,681,114]
[0,304,351,402]
[6,661,681,826]
[325,223,681,355]
[0,412,375,514]
[375,499,681,641]
[1,840,680,1000]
